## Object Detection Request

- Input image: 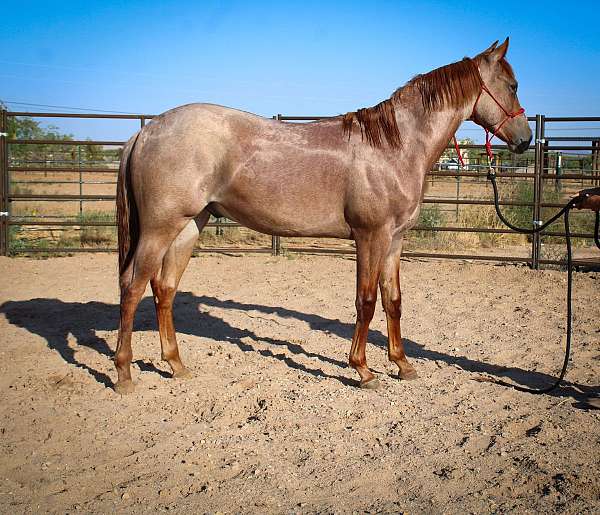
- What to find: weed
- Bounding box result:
[79,211,116,246]
[414,205,444,239]
[10,183,33,196]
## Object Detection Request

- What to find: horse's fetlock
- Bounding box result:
[161,350,179,362]
[388,351,404,363]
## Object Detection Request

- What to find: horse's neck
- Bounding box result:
[400,105,469,172]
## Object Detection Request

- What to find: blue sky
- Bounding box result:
[1,0,599,141]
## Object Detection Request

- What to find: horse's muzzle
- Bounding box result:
[511,135,532,154]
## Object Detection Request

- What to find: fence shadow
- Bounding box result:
[1,292,597,402]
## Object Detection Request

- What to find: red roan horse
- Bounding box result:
[114,38,531,394]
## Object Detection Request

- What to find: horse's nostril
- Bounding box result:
[516,137,531,154]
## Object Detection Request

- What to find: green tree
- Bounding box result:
[1,100,75,165]
[82,139,106,164]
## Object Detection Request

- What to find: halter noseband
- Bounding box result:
[453,71,525,166]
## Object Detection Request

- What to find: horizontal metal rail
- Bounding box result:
[6,139,597,152]
[7,112,155,120]
[7,192,593,211]
[8,218,595,240]
[8,139,125,146]
[9,167,118,173]
[545,136,600,141]
[277,114,539,122]
[14,246,273,254]
[8,167,597,181]
[11,180,117,185]
[11,243,596,268]
[3,193,551,208]
[10,194,116,201]
[544,116,600,122]
[8,220,241,228]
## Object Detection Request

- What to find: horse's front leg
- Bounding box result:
[379,236,418,380]
[349,229,390,389]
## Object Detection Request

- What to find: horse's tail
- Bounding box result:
[116,133,141,276]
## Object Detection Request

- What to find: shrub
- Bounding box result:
[79,211,116,246]
[456,204,526,248]
[415,204,444,239]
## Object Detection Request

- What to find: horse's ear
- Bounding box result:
[488,37,509,62]
[481,40,499,55]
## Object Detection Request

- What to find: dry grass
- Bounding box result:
[79,211,116,246]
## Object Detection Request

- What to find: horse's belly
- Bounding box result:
[208,147,354,238]
[210,199,351,238]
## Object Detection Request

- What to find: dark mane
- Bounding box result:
[401,57,482,112]
[342,57,483,149]
[342,99,401,149]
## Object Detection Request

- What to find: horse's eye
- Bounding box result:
[510,82,518,94]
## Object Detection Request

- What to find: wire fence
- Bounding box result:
[1,110,599,268]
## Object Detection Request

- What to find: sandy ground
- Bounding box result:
[0,253,599,514]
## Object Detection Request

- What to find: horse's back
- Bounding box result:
[127,103,391,238]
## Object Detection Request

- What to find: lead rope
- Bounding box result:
[453,71,598,394]
[484,155,600,394]
[486,158,576,393]
[595,208,600,249]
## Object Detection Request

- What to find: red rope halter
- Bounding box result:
[453,78,525,167]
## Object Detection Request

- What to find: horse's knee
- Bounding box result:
[151,279,177,309]
[356,294,377,322]
[383,296,402,319]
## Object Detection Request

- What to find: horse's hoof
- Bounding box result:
[360,377,380,390]
[172,367,193,380]
[398,368,419,381]
[114,380,136,395]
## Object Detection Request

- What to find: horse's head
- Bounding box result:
[472,38,532,154]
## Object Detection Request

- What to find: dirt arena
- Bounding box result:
[0,253,599,514]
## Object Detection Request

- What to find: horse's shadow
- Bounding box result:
[0,292,597,401]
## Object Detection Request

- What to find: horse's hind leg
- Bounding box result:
[115,228,185,394]
[150,212,209,378]
[379,237,418,380]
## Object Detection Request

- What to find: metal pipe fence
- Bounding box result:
[1,110,599,268]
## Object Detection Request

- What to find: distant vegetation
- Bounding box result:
[1,100,116,166]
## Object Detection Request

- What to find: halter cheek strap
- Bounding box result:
[453,80,525,166]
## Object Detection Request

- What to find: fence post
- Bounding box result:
[531,114,545,270]
[78,145,83,216]
[270,114,283,256]
[0,109,8,256]
[592,139,600,187]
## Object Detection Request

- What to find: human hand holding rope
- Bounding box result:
[572,187,600,211]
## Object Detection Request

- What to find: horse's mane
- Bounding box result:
[402,57,483,113]
[342,100,401,149]
[342,57,485,149]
